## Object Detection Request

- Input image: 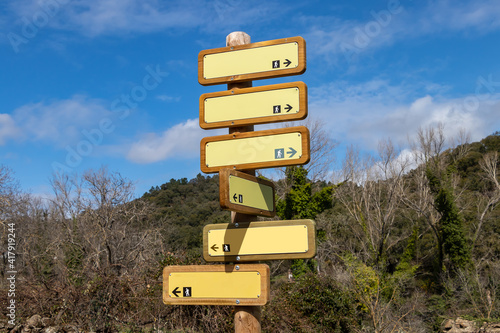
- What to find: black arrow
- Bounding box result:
[211,244,219,252]
[172,287,181,297]
[287,147,297,158]
[233,193,238,202]
[285,104,293,112]
[284,59,292,67]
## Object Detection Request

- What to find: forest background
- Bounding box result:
[0,124,499,332]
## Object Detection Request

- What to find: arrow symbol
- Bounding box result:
[285,104,293,112]
[233,193,238,202]
[172,287,181,297]
[284,59,292,67]
[287,147,297,158]
[211,244,219,252]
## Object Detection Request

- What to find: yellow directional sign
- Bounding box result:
[200,126,310,173]
[203,220,316,262]
[163,264,269,306]
[199,82,307,129]
[219,169,275,217]
[198,36,306,85]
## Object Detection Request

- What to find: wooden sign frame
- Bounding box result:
[198,36,306,85]
[203,220,316,262]
[200,126,310,173]
[219,169,276,217]
[163,264,270,306]
[199,81,308,129]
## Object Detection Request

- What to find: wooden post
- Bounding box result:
[226,31,262,333]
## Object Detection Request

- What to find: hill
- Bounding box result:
[1,131,499,332]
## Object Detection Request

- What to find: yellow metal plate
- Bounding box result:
[198,36,306,85]
[206,87,298,123]
[229,174,273,211]
[170,272,259,298]
[200,82,307,129]
[203,220,316,262]
[206,132,301,166]
[204,42,299,79]
[219,169,276,217]
[163,264,269,305]
[201,126,310,173]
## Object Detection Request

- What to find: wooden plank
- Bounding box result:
[198,36,306,85]
[219,169,276,217]
[200,126,310,173]
[203,220,316,262]
[199,81,307,129]
[163,264,270,306]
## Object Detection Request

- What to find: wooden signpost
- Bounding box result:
[219,169,276,217]
[201,126,310,173]
[198,36,306,85]
[163,31,312,333]
[203,220,316,262]
[163,264,270,306]
[199,81,307,129]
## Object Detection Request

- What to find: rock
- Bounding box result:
[485,322,500,332]
[441,318,474,332]
[442,318,500,333]
[455,318,472,330]
[26,315,42,328]
[41,318,52,327]
[443,319,454,331]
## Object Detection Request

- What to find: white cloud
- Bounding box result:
[310,80,500,151]
[0,114,21,145]
[9,95,112,147]
[303,0,500,64]
[5,0,285,37]
[421,0,500,33]
[156,95,181,102]
[127,119,223,164]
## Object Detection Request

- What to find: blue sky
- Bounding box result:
[1,0,500,198]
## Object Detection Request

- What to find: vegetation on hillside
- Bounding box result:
[1,128,499,332]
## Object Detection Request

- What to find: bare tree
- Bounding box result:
[0,165,20,220]
[334,139,411,265]
[473,151,500,248]
[301,118,338,182]
[458,262,499,320]
[271,118,338,198]
[49,166,160,276]
[402,124,477,274]
[449,127,471,163]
